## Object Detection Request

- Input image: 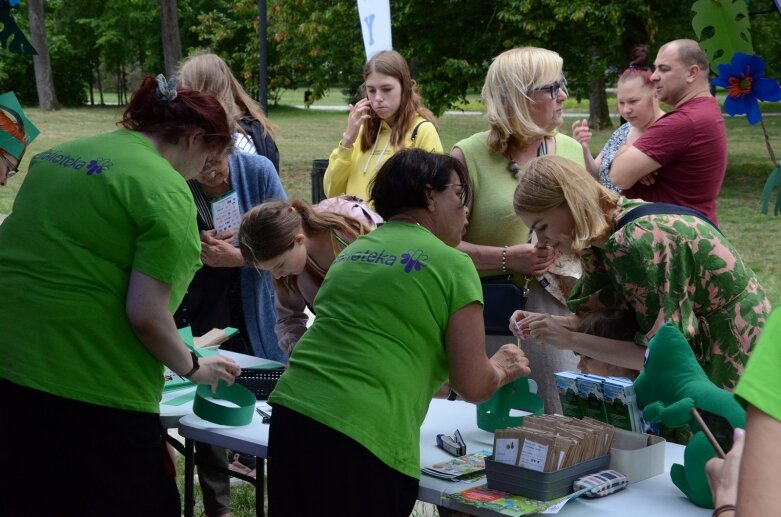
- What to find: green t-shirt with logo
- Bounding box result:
[269,221,483,479]
[735,308,781,421]
[0,129,201,413]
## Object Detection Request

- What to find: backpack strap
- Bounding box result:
[410,120,430,143]
[615,202,722,235]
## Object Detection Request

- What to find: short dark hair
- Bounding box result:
[120,75,232,154]
[369,149,470,220]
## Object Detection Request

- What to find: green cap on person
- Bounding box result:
[0,91,40,159]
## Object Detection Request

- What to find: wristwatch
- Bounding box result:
[184,351,200,378]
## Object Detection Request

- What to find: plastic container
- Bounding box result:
[485,454,610,500]
[476,378,544,432]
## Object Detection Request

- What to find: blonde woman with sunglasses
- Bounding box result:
[451,47,585,415]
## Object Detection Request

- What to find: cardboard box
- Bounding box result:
[575,375,608,422]
[555,371,584,418]
[608,428,666,483]
[601,377,640,432]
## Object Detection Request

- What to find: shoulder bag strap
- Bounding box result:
[615,202,722,235]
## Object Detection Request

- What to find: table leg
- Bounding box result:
[164,429,185,455]
[184,438,195,517]
[256,457,265,517]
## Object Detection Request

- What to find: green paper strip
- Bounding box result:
[251,361,286,369]
[164,391,197,406]
[193,381,256,426]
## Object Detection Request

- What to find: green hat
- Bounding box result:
[0,91,40,159]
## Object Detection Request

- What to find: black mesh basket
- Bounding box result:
[235,367,285,400]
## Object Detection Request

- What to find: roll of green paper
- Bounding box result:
[193,381,256,426]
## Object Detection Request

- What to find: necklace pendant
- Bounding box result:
[508,160,521,179]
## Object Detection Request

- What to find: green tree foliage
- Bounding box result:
[6,0,776,113]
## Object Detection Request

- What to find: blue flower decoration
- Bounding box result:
[711,53,781,125]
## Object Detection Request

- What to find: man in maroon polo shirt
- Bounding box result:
[610,39,726,224]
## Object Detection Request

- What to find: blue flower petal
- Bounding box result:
[745,54,767,79]
[711,75,730,88]
[746,99,762,125]
[731,52,762,77]
[715,62,738,79]
[754,78,781,102]
[729,53,751,70]
[724,95,748,116]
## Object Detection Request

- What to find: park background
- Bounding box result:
[1,1,780,514]
[1,1,779,307]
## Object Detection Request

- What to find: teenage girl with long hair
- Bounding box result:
[323,50,442,202]
[240,196,381,354]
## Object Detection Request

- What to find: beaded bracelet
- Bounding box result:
[501,245,508,274]
[712,504,737,517]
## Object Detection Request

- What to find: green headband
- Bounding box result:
[0,91,40,159]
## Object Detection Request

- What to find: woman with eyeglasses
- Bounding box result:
[571,48,665,192]
[172,150,286,517]
[451,47,585,415]
[266,149,531,517]
[0,76,242,516]
[323,50,443,204]
[0,91,39,186]
[239,195,382,355]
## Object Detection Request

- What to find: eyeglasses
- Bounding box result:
[443,183,470,207]
[533,77,568,100]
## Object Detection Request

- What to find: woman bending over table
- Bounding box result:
[0,75,241,517]
[509,155,770,391]
[267,149,530,517]
[240,195,382,354]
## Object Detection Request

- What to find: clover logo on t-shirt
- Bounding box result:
[400,249,428,273]
[86,158,113,176]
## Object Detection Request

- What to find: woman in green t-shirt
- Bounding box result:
[0,75,242,517]
[265,149,532,517]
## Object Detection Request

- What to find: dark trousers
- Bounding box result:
[267,405,419,517]
[0,379,180,517]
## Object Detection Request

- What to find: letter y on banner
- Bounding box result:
[357,0,392,60]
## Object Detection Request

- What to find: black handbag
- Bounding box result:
[481,274,530,336]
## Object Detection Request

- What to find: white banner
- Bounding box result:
[357,0,392,61]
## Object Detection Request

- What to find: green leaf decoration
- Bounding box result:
[0,1,37,55]
[691,0,752,74]
[760,161,781,215]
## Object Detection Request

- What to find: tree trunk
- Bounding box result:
[27,0,60,111]
[588,75,612,130]
[97,65,104,106]
[159,0,183,78]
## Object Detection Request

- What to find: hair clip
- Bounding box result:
[155,74,178,102]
